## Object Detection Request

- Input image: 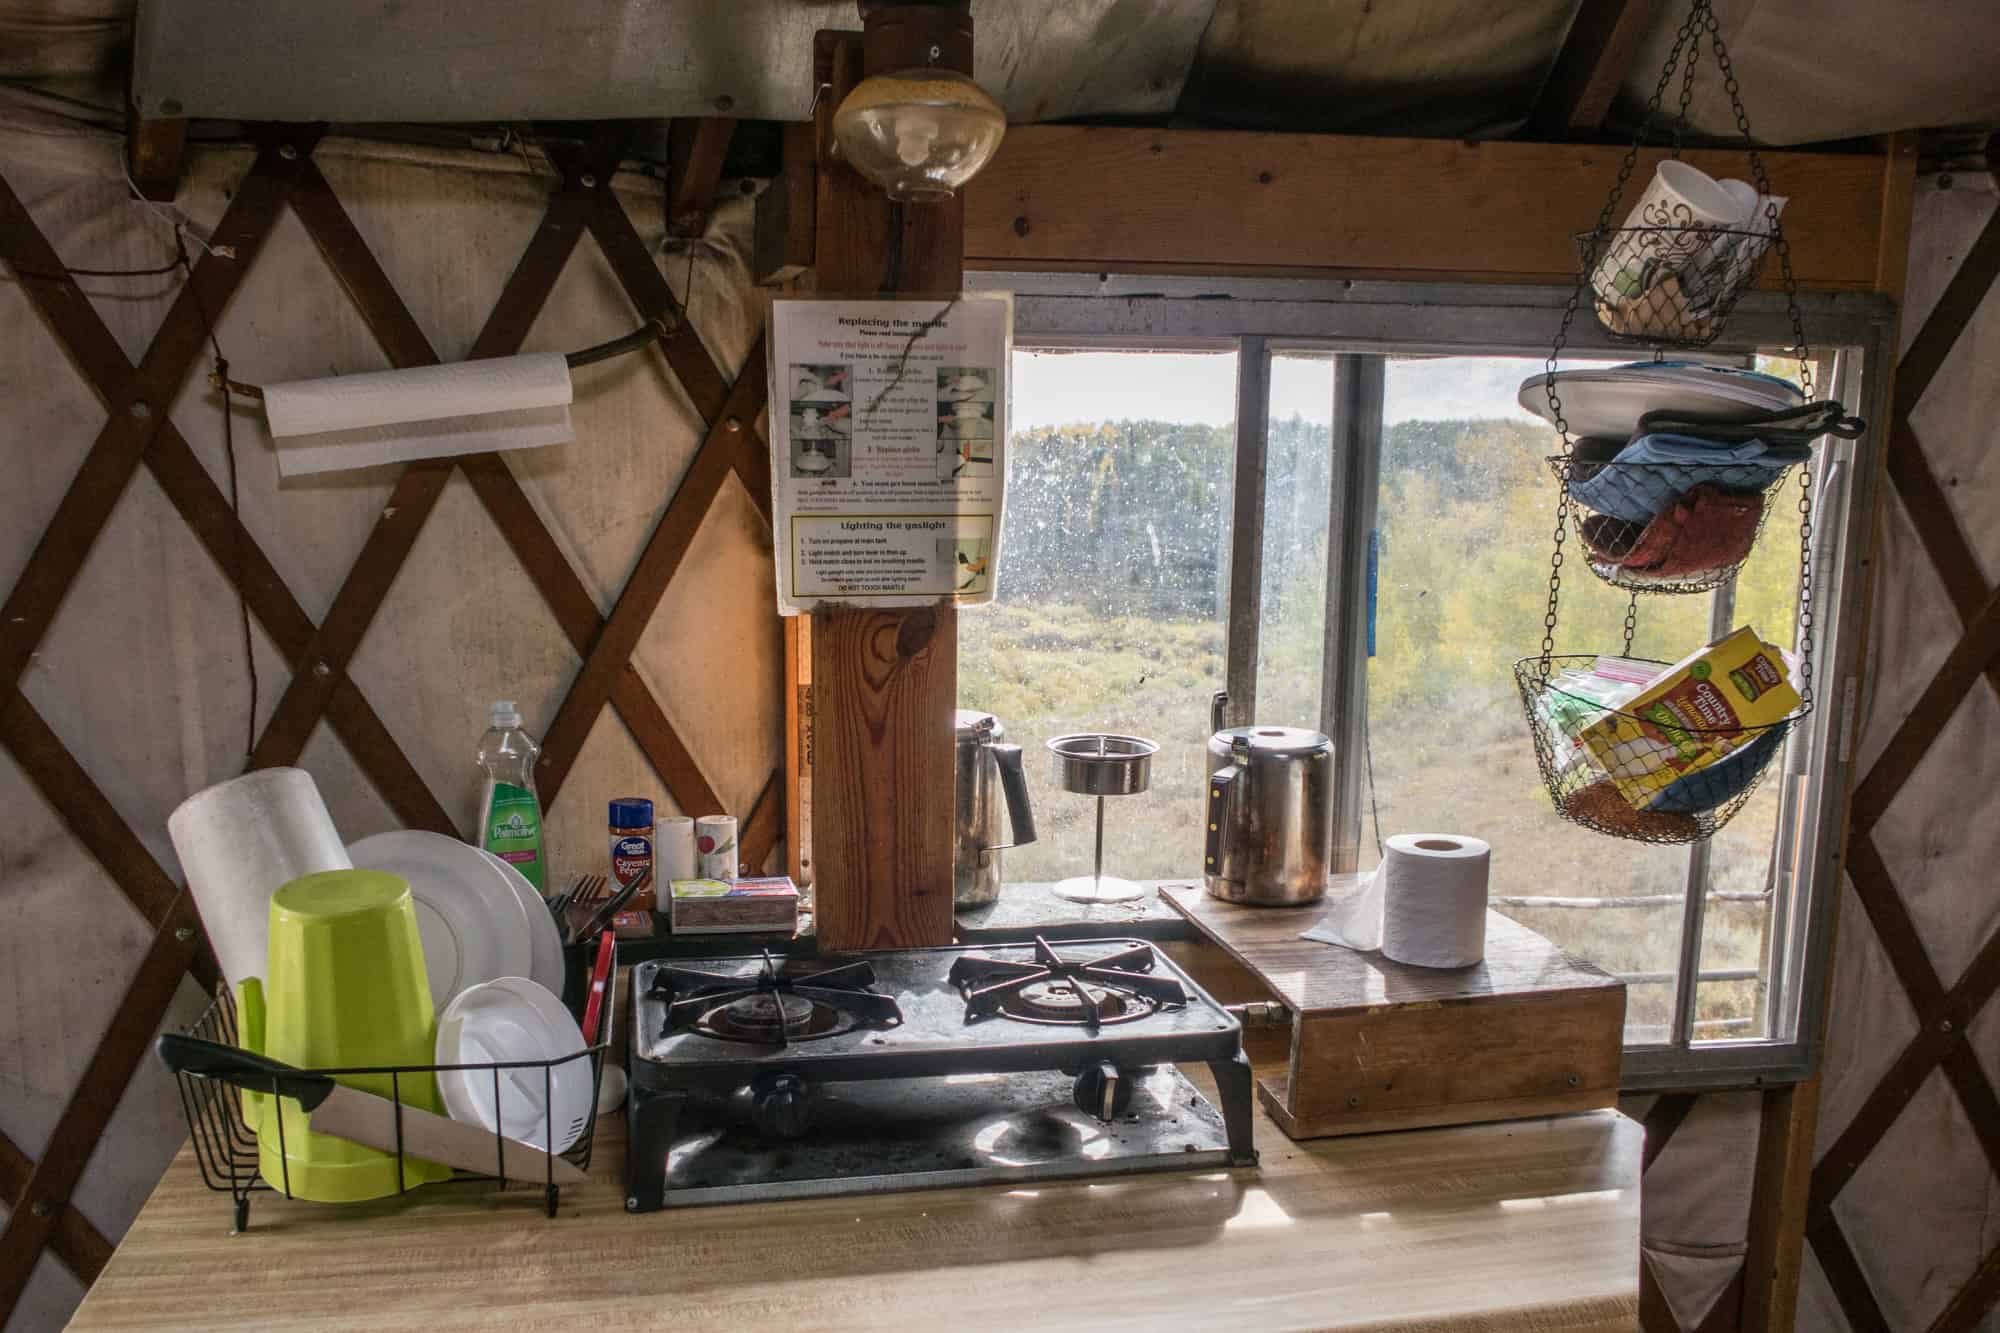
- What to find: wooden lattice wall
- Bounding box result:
[0,122,780,1328]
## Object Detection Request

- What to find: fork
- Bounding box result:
[547,873,604,923]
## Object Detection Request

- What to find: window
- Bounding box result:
[958,348,1236,885]
[971,272,1892,1087]
[1367,354,1805,1048]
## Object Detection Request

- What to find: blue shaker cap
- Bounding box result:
[609,797,654,829]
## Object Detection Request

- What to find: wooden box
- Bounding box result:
[1161,880,1626,1139]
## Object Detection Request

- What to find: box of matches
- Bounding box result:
[668,877,800,935]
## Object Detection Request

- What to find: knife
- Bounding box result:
[159,1033,587,1184]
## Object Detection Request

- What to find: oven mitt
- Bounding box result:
[1568,432,1809,524]
[1611,483,1764,575]
[1637,399,1864,447]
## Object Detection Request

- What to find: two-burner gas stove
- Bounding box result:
[624,936,1258,1211]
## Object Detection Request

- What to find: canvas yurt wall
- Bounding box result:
[0,110,780,1328]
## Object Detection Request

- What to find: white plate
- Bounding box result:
[478,847,566,997]
[1518,364,1804,439]
[347,831,533,1011]
[436,977,593,1154]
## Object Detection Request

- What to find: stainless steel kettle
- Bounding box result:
[954,709,1037,908]
[1203,691,1334,906]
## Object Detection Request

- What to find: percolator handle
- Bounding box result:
[1205,741,1249,886]
[991,741,1037,849]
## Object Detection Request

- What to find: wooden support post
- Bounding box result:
[124,101,187,203]
[756,122,819,287]
[1526,0,1665,138]
[807,3,971,951]
[666,116,738,238]
[1741,130,1921,1333]
[785,614,814,888]
[1742,1080,1820,1332]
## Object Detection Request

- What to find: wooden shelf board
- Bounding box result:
[1160,879,1622,1017]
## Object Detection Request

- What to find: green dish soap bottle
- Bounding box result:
[476,700,546,893]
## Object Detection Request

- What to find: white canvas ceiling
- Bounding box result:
[3,0,1996,146]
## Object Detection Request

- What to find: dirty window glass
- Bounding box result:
[958,347,1236,884]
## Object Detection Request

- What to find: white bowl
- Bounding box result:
[435,977,593,1155]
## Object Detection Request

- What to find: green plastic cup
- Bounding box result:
[242,868,452,1201]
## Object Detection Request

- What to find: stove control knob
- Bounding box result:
[1073,1061,1135,1123]
[751,1073,813,1139]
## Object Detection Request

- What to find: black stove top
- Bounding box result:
[949,937,1189,1026]
[649,950,905,1046]
[622,937,1258,1211]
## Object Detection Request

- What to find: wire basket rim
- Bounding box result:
[1575,223,1781,246]
[1514,653,1811,736]
[1543,454,1808,468]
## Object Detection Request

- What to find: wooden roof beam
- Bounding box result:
[1528,0,1666,138]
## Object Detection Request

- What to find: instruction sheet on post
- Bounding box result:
[767,295,1010,615]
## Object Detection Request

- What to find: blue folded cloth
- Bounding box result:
[1647,723,1789,814]
[1568,432,1812,524]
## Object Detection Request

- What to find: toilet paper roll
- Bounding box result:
[1301,833,1491,969]
[658,815,697,883]
[167,768,351,986]
[263,353,574,477]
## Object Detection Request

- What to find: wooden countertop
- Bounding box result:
[71,1087,1641,1332]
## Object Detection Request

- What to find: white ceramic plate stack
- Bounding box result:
[345,831,564,1009]
[1518,363,1805,440]
[479,848,567,998]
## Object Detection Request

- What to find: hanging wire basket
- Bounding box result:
[1508,0,1852,845]
[1544,454,1799,595]
[1515,655,1797,844]
[1582,224,1773,348]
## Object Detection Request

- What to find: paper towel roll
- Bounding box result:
[263,353,574,477]
[1301,833,1490,968]
[658,815,697,883]
[167,768,351,986]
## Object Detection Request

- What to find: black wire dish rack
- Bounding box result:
[171,941,614,1230]
[1514,0,1850,844]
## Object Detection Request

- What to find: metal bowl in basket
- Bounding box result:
[1046,734,1158,797]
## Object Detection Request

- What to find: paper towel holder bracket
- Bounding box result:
[209,312,677,400]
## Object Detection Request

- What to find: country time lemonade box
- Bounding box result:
[1576,626,1799,808]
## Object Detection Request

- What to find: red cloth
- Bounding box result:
[1581,483,1763,576]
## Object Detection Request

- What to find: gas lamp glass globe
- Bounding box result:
[830,67,1006,203]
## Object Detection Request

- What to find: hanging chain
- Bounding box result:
[1542,0,1819,710]
[1699,0,1817,709]
[1539,5,1702,679]
[1671,16,1700,158]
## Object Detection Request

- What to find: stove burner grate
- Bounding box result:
[948,937,1187,1028]
[652,949,903,1047]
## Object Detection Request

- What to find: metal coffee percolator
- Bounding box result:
[1203,692,1334,906]
[954,710,1038,908]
